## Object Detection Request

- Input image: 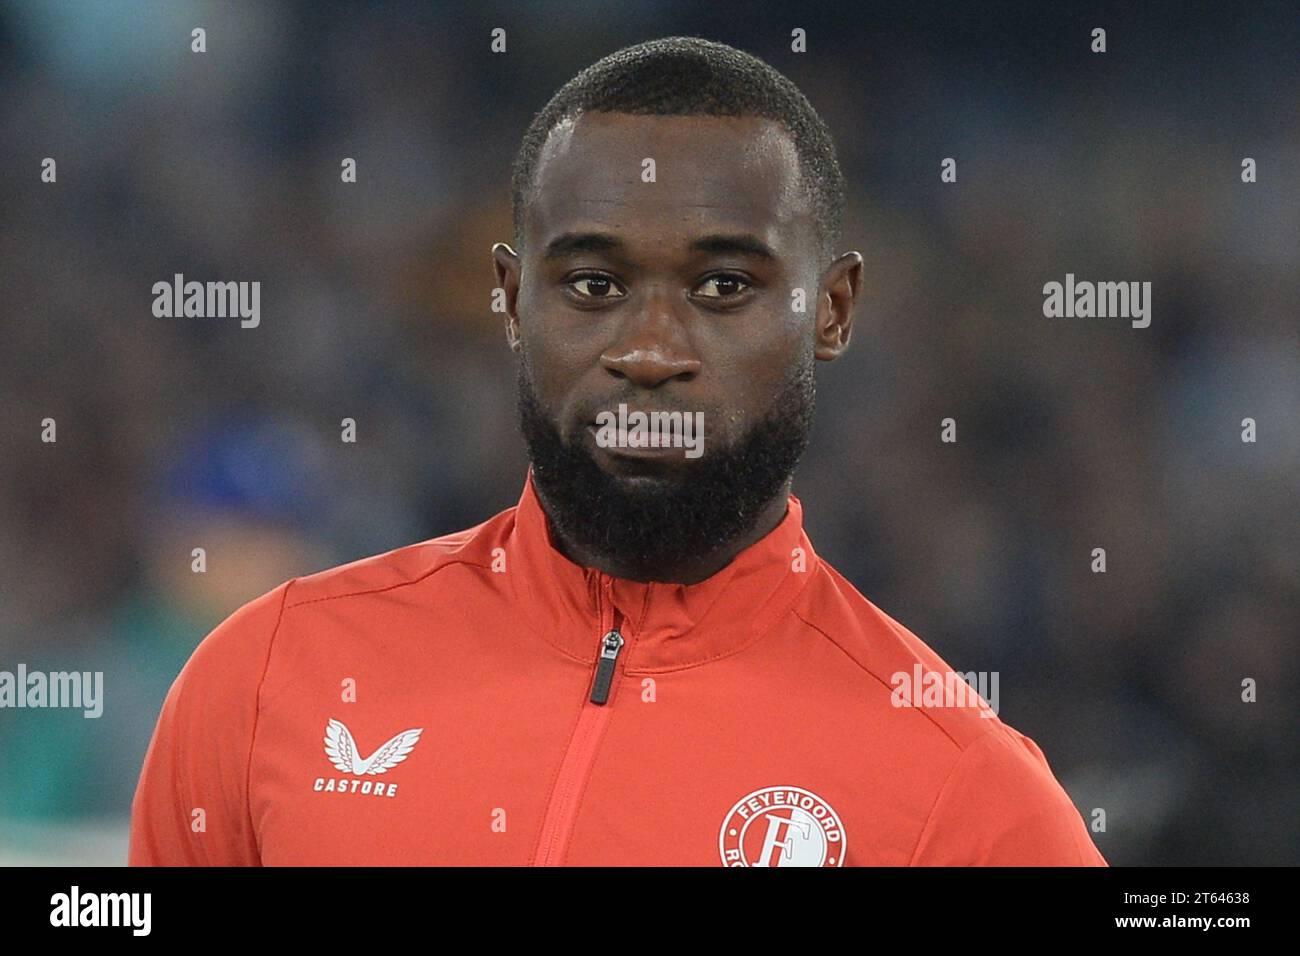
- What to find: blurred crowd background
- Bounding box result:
[0,0,1296,865]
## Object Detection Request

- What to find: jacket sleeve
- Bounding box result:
[908,726,1108,866]
[128,580,292,866]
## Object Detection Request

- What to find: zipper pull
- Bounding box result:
[589,629,625,705]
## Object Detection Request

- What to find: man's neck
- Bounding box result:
[536,481,792,585]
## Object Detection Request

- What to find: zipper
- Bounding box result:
[532,577,625,866]
[589,628,625,704]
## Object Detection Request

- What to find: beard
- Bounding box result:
[515,352,815,581]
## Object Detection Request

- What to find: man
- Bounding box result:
[130,37,1106,866]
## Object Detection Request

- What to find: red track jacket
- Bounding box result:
[129,473,1107,866]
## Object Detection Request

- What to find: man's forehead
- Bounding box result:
[527,111,811,250]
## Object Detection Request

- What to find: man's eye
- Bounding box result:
[695,274,749,298]
[568,275,625,298]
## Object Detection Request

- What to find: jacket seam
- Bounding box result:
[283,556,493,610]
[258,559,503,711]
[281,551,594,669]
[904,727,1002,865]
[790,600,966,752]
[247,577,294,865]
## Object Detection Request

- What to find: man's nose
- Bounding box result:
[599,290,701,388]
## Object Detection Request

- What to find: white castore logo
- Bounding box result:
[324,718,423,775]
[313,719,424,797]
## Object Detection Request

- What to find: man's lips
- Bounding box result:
[584,424,691,460]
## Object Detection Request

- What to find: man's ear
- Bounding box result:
[814,251,863,361]
[492,242,522,352]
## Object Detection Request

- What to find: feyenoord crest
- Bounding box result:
[719,786,846,867]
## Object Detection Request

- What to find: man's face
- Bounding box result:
[495,111,856,578]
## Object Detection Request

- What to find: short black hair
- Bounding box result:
[510,36,846,263]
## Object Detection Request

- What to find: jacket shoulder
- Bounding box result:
[797,559,1012,751]
[162,504,518,704]
[908,724,1107,865]
[281,504,516,609]
[798,561,1105,865]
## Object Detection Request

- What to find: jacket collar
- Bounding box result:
[506,470,819,672]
